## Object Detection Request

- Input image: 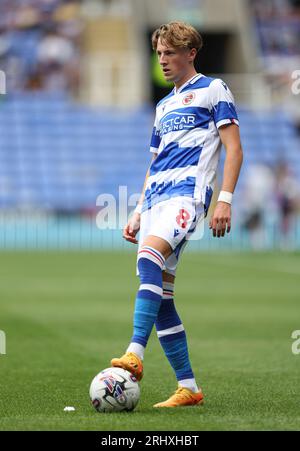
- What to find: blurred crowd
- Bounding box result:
[250,0,300,132]
[241,160,300,249]
[250,0,300,71]
[0,0,83,94]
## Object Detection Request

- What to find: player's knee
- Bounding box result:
[137,246,165,286]
[162,271,176,284]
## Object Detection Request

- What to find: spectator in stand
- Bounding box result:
[241,163,276,248]
[275,161,300,246]
[36,25,79,92]
[0,0,82,95]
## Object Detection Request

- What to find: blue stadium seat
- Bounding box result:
[0,94,299,210]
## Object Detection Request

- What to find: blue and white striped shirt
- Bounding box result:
[143,73,239,214]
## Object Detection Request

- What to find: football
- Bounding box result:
[89,367,140,413]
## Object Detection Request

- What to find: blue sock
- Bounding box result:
[128,246,165,353]
[155,282,198,392]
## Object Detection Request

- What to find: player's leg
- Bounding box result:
[156,271,199,392]
[153,270,203,407]
[111,197,204,387]
[111,235,172,380]
[126,235,172,357]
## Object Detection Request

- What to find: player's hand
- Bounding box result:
[123,212,141,244]
[209,202,231,237]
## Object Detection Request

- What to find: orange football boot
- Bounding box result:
[153,386,204,408]
[111,352,143,381]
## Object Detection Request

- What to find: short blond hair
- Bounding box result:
[152,21,203,52]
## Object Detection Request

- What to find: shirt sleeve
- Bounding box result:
[209,78,239,129]
[149,111,161,153]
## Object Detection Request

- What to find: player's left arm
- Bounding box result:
[209,123,243,237]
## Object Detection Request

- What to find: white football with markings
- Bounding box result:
[89,367,140,413]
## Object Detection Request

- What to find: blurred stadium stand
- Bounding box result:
[0,93,299,210]
[0,93,150,211]
[0,0,299,250]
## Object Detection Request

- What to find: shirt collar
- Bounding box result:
[174,73,203,94]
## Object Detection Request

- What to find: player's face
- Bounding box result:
[156,38,196,85]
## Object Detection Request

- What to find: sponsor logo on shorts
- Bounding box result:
[173,229,180,237]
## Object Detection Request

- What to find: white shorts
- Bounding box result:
[137,196,205,276]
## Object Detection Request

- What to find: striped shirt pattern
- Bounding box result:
[143,74,239,213]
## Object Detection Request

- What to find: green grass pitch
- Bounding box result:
[0,250,299,431]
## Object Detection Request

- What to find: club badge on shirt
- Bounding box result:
[182,92,195,105]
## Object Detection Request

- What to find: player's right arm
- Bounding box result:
[123,153,157,244]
